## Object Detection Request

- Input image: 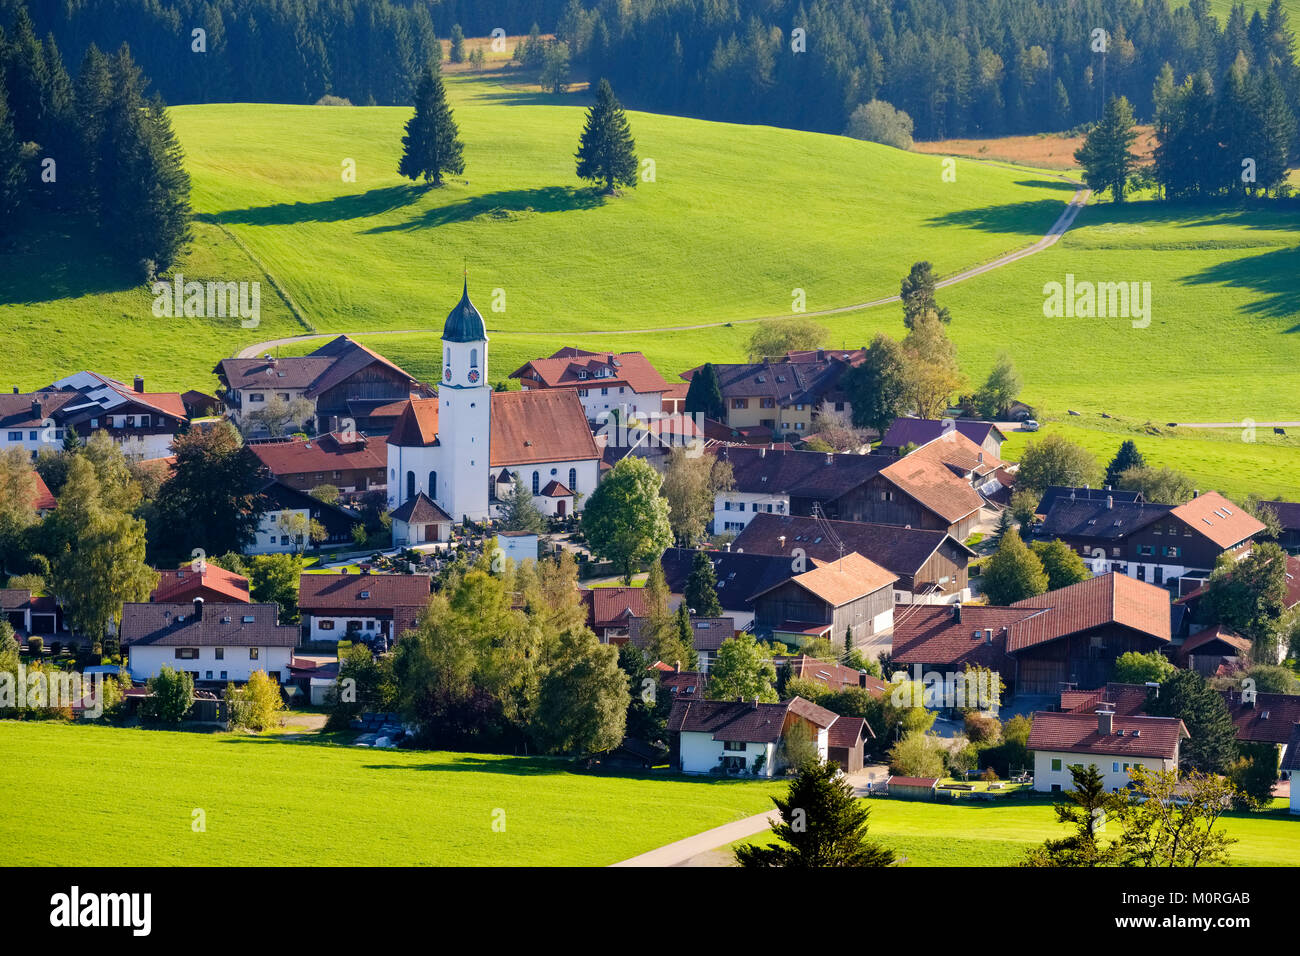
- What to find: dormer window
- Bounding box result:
[359,590,370,599]
[578,370,588,379]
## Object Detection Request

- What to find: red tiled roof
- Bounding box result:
[1060,682,1153,717]
[1026,711,1187,759]
[881,453,984,524]
[752,552,896,607]
[297,573,431,614]
[249,432,387,476]
[828,714,872,747]
[1169,491,1265,550]
[887,776,939,788]
[583,587,651,629]
[151,565,251,604]
[668,695,833,744]
[1008,572,1171,653]
[1178,626,1251,662]
[539,480,572,497]
[890,604,1035,670]
[31,471,56,511]
[510,349,671,395]
[1220,689,1300,744]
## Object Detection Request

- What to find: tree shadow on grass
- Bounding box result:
[0,214,137,305]
[201,184,428,227]
[1184,244,1300,329]
[1013,178,1082,192]
[923,198,1076,237]
[362,185,606,233]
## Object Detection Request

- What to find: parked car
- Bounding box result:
[1021,419,1040,432]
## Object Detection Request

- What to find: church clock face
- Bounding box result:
[443,368,452,383]
[468,369,480,383]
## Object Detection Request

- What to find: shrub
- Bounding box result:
[49,641,61,656]
[963,712,1002,745]
[981,767,999,783]
[27,636,43,656]
[844,99,914,149]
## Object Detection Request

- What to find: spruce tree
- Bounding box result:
[449,25,465,64]
[1253,70,1296,196]
[1074,95,1139,202]
[684,549,724,617]
[1105,440,1145,488]
[398,63,464,186]
[575,78,637,193]
[73,45,113,210]
[736,760,896,867]
[900,261,950,328]
[683,362,725,420]
[0,75,22,218]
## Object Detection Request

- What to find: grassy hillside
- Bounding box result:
[0,721,780,866]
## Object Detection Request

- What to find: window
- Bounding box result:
[220,671,227,680]
[428,471,437,499]
[532,471,540,495]
[1113,762,1120,772]
[28,430,37,440]
[760,397,775,408]
[6,432,19,441]
[578,370,588,379]
[444,347,450,369]
[470,348,478,368]
[175,648,199,660]
[600,387,609,396]
[249,648,260,660]
[731,398,748,410]
[206,671,213,680]
[319,620,335,631]
[568,468,577,492]
[249,393,265,403]
[723,501,732,511]
[407,471,416,501]
[215,648,224,660]
[1051,758,1063,772]
[723,741,746,752]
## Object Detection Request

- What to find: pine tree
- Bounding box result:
[683,362,725,420]
[735,760,896,867]
[449,24,465,64]
[900,261,950,327]
[684,549,724,617]
[499,471,547,533]
[1253,70,1296,196]
[1074,95,1139,202]
[73,45,113,210]
[575,78,637,193]
[0,75,22,218]
[398,63,464,187]
[1105,439,1145,488]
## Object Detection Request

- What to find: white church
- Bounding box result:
[385,281,603,539]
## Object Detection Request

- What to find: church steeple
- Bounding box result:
[442,276,486,343]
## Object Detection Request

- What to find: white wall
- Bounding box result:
[128,644,291,683]
[574,388,663,422]
[1032,750,1177,794]
[306,614,386,643]
[714,492,790,535]
[679,733,778,776]
[247,507,310,555]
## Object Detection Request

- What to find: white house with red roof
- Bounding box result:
[1027,708,1188,793]
[509,347,671,423]
[386,283,602,525]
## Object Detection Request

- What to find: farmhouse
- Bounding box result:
[1039,490,1264,591]
[247,480,363,555]
[150,564,251,605]
[667,695,843,776]
[297,572,431,643]
[680,353,858,441]
[121,599,298,684]
[730,512,973,604]
[385,284,601,523]
[891,573,1172,695]
[713,445,984,538]
[248,431,387,498]
[1037,485,1142,517]
[1,373,187,459]
[215,335,421,437]
[581,587,652,643]
[1027,709,1188,793]
[749,552,897,650]
[879,417,1007,459]
[1219,688,1300,747]
[509,347,672,422]
[1259,499,1300,552]
[660,547,806,630]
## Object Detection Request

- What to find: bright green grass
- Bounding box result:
[1000,414,1300,502]
[166,75,1069,339]
[0,721,781,866]
[737,794,1300,867]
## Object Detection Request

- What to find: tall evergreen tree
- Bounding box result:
[683,549,724,618]
[398,63,464,186]
[1104,440,1145,488]
[575,77,637,193]
[1146,670,1239,773]
[0,74,21,217]
[683,362,725,420]
[1074,95,1139,202]
[900,261,950,327]
[1253,70,1296,195]
[448,24,465,64]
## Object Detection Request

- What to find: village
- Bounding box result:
[3,278,1299,872]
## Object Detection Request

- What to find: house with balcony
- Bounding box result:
[121,599,298,685]
[297,572,431,643]
[508,348,672,423]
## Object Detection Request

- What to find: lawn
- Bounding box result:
[737,793,1300,867]
[0,721,781,867]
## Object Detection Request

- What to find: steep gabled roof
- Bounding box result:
[668,695,836,744]
[1008,572,1171,652]
[750,552,896,607]
[121,602,297,647]
[582,587,652,630]
[1169,491,1265,550]
[509,349,670,395]
[151,565,251,604]
[1027,711,1187,760]
[297,573,431,614]
[880,453,984,523]
[390,492,452,524]
[31,471,56,511]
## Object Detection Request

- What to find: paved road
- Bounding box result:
[236,188,1090,358]
[609,767,888,867]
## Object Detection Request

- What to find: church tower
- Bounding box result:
[438,278,491,522]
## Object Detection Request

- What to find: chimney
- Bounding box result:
[1106,495,1113,509]
[193,597,204,620]
[724,542,732,552]
[778,535,786,550]
[759,446,766,458]
[752,695,759,709]
[675,660,681,673]
[825,452,833,465]
[978,451,984,464]
[1097,709,1114,736]
[952,602,962,623]
[984,628,993,645]
[30,400,40,418]
[11,387,16,394]
[858,670,868,688]
[134,375,144,393]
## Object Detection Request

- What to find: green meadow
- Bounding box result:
[0,721,781,867]
[737,793,1300,867]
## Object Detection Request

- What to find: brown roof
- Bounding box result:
[787,696,841,729]
[509,349,671,395]
[1060,683,1154,717]
[297,573,431,615]
[0,391,76,428]
[1220,689,1300,744]
[887,776,939,788]
[386,391,599,466]
[249,432,387,476]
[627,614,734,652]
[880,453,984,524]
[891,604,1034,671]
[1026,711,1187,760]
[1008,572,1171,653]
[1281,723,1300,773]
[151,566,251,604]
[215,336,415,396]
[583,587,652,629]
[903,427,1005,477]
[390,492,452,524]
[827,714,872,747]
[121,602,298,647]
[1178,626,1252,662]
[881,417,1007,451]
[31,471,56,511]
[539,480,572,497]
[1169,491,1265,550]
[775,654,887,695]
[668,695,836,744]
[751,552,897,607]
